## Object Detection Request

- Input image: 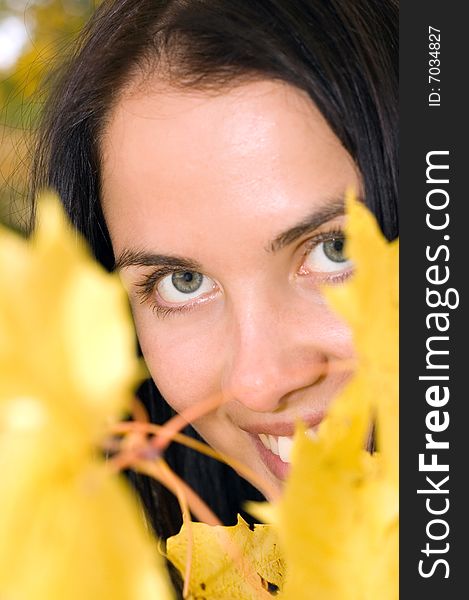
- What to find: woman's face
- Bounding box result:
[101,80,361,497]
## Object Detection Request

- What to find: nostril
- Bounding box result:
[223,343,333,410]
[223,370,286,413]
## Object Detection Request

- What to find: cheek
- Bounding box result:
[288,286,355,361]
[132,309,223,413]
[315,309,354,355]
[300,275,356,344]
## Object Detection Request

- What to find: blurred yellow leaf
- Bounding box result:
[0,193,172,599]
[321,192,399,483]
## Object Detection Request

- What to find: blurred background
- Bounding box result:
[0,0,96,232]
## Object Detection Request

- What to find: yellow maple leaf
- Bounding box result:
[167,515,285,599]
[250,193,398,600]
[0,193,173,599]
[321,192,399,484]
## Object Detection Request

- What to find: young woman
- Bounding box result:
[31,0,398,574]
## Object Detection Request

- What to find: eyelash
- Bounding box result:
[134,267,196,317]
[134,227,352,318]
[300,228,353,284]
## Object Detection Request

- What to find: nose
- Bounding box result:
[221,302,326,413]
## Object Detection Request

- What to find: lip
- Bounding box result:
[240,412,325,437]
[243,412,325,481]
[250,432,292,480]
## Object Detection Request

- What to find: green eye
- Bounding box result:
[171,271,204,294]
[303,233,353,275]
[156,270,216,304]
[322,238,346,262]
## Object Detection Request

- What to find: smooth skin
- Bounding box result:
[101,79,361,497]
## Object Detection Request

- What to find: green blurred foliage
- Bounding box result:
[1,0,96,230]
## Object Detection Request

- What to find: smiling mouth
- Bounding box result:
[240,414,325,480]
[258,427,319,463]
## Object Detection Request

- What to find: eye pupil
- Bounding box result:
[172,271,203,293]
[333,239,343,252]
[323,237,346,262]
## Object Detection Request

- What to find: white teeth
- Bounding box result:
[268,434,278,455]
[258,426,320,462]
[258,433,292,463]
[277,436,294,463]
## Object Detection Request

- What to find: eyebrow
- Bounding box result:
[114,196,349,271]
[115,249,202,272]
[267,197,346,253]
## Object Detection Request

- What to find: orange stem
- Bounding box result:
[109,421,278,501]
[131,396,150,423]
[156,461,193,599]
[137,458,222,527]
[153,392,226,453]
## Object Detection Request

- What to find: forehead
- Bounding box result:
[100,79,358,258]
